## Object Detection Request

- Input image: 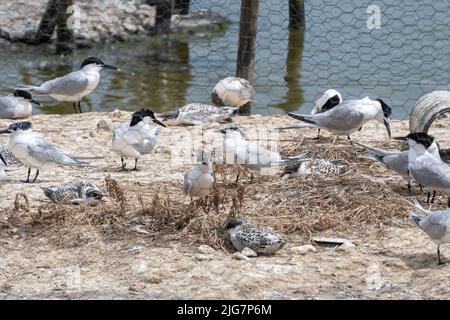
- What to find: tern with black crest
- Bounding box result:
[286,97,392,140]
[402,132,450,203]
[0,121,89,183]
[16,57,118,113]
[0,90,42,119]
[111,108,166,171]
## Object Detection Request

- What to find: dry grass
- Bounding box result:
[0,138,421,249]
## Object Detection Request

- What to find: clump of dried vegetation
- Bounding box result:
[0,138,427,249]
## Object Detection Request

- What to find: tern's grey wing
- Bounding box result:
[410,157,450,190]
[40,71,89,96]
[183,171,192,194]
[382,152,409,176]
[28,136,87,166]
[306,103,364,132]
[419,211,450,241]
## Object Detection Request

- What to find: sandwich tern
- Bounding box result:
[41,181,105,206]
[160,103,239,126]
[286,97,392,140]
[0,121,89,183]
[111,108,166,171]
[224,218,287,255]
[353,139,442,193]
[281,159,350,179]
[311,89,343,139]
[409,198,450,264]
[16,57,118,114]
[402,132,450,203]
[183,151,214,199]
[220,124,308,170]
[0,90,42,119]
[211,77,254,108]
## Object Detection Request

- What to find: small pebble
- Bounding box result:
[289,244,317,255]
[241,247,258,257]
[336,240,356,252]
[196,245,216,255]
[232,252,250,261]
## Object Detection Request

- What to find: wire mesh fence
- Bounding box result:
[0,0,449,119]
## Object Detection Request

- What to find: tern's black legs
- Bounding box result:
[427,190,437,203]
[21,168,39,183]
[33,170,39,183]
[72,101,83,113]
[119,157,127,171]
[407,181,411,194]
[438,245,443,265]
[119,158,138,171]
[22,168,31,183]
[132,158,138,171]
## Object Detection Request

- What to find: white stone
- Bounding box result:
[196,245,216,255]
[232,252,250,261]
[336,240,356,252]
[241,247,258,257]
[289,244,317,255]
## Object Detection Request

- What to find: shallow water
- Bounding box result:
[0,0,449,119]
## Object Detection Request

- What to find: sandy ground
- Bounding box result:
[1,111,450,299]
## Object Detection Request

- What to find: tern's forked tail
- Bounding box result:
[15,85,48,95]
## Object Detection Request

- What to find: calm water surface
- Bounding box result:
[1,0,450,119]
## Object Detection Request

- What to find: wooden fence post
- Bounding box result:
[56,0,74,54]
[289,0,305,28]
[236,0,259,83]
[34,0,59,44]
[174,0,190,15]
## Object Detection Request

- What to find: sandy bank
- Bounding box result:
[1,111,450,299]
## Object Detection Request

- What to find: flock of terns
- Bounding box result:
[0,57,450,263]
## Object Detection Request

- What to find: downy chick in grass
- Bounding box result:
[281,159,351,179]
[224,218,287,255]
[41,181,106,206]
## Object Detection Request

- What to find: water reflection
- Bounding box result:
[272,27,304,112]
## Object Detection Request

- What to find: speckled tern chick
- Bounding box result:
[161,103,239,126]
[224,218,286,255]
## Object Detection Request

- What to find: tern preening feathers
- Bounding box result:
[311,89,343,138]
[220,124,308,170]
[409,198,450,265]
[0,90,42,119]
[287,97,392,139]
[111,108,166,171]
[0,121,88,183]
[224,218,287,255]
[183,151,215,199]
[211,77,254,108]
[161,103,239,126]
[403,132,450,203]
[16,57,118,114]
